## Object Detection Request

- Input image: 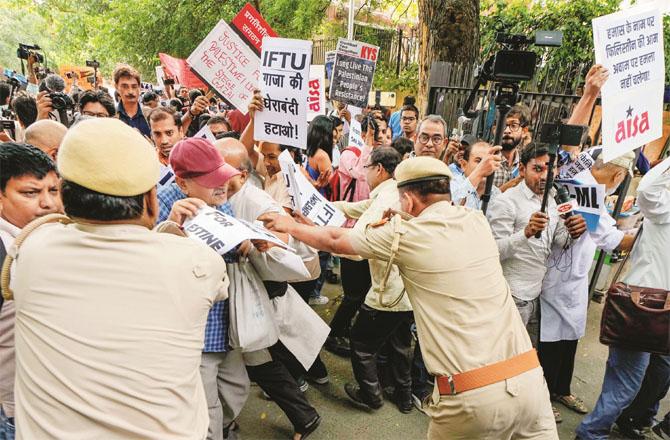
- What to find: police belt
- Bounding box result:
[436,349,539,395]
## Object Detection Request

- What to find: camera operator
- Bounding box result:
[450,140,503,209]
[0,82,10,109]
[142,91,160,111]
[35,74,74,126]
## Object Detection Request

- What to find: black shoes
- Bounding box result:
[615,419,649,440]
[295,414,321,440]
[324,336,351,357]
[393,388,413,414]
[344,383,383,410]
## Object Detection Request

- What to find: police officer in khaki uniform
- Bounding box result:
[3,118,229,440]
[260,156,557,439]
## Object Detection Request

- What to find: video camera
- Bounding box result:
[17,43,44,63]
[487,31,563,82]
[86,60,100,69]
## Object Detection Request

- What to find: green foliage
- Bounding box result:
[373,62,419,94]
[3,0,329,81]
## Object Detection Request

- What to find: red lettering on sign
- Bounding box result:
[615,110,650,143]
[360,46,378,61]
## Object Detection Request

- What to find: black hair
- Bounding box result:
[390,137,414,157]
[369,146,402,175]
[0,142,57,192]
[79,90,116,117]
[0,82,11,105]
[280,144,304,165]
[61,180,145,221]
[306,115,333,159]
[215,131,240,140]
[520,142,549,165]
[361,115,379,136]
[329,115,343,128]
[207,115,232,131]
[462,140,488,161]
[142,91,158,104]
[399,178,451,198]
[402,95,416,106]
[188,89,203,103]
[507,103,531,127]
[11,94,38,128]
[147,106,182,128]
[168,98,183,111]
[400,104,419,120]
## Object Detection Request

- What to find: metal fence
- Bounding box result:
[427,60,596,141]
[311,25,419,73]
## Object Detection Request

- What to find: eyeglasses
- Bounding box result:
[81,111,109,118]
[363,162,379,169]
[505,122,524,132]
[417,134,444,145]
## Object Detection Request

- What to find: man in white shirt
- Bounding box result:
[0,143,62,440]
[577,164,670,440]
[539,149,636,422]
[487,144,586,347]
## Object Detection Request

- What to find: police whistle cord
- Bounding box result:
[1,214,72,301]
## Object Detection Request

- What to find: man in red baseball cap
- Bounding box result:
[156,137,250,440]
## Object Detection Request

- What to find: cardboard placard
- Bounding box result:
[555,178,607,232]
[593,6,665,162]
[307,65,326,122]
[183,206,288,255]
[186,21,260,114]
[278,150,346,226]
[254,37,312,148]
[329,38,379,108]
[231,3,278,54]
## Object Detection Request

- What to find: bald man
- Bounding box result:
[24,120,67,161]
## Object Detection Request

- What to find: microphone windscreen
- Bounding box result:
[44,74,66,92]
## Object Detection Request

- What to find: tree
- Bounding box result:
[417,0,480,113]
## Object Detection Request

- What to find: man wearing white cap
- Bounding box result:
[4,118,229,440]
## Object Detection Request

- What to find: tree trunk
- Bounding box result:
[417,0,479,114]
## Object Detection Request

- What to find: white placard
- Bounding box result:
[593,6,665,162]
[158,164,175,189]
[194,124,216,143]
[254,38,312,148]
[183,206,289,255]
[187,20,260,114]
[307,65,326,122]
[559,150,596,179]
[155,66,165,88]
[555,178,607,232]
[278,150,346,226]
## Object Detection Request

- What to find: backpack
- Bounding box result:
[328,146,361,202]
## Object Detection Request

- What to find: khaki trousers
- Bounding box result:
[425,366,557,440]
[200,350,250,440]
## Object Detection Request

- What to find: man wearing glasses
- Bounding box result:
[78,90,116,118]
[397,104,419,142]
[412,115,449,159]
[493,104,532,188]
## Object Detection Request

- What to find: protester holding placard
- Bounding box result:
[156,137,251,440]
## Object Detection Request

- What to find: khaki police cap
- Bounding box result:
[58,118,160,196]
[395,156,454,187]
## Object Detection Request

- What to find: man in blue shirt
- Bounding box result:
[157,137,249,440]
[113,64,151,137]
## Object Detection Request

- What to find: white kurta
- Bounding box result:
[540,170,624,342]
[229,183,330,369]
[624,171,670,290]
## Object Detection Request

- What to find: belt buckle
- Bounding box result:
[447,375,457,395]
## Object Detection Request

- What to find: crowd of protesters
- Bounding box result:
[0,59,668,440]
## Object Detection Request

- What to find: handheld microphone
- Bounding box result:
[555,186,574,219]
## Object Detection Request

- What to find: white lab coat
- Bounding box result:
[540,171,624,342]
